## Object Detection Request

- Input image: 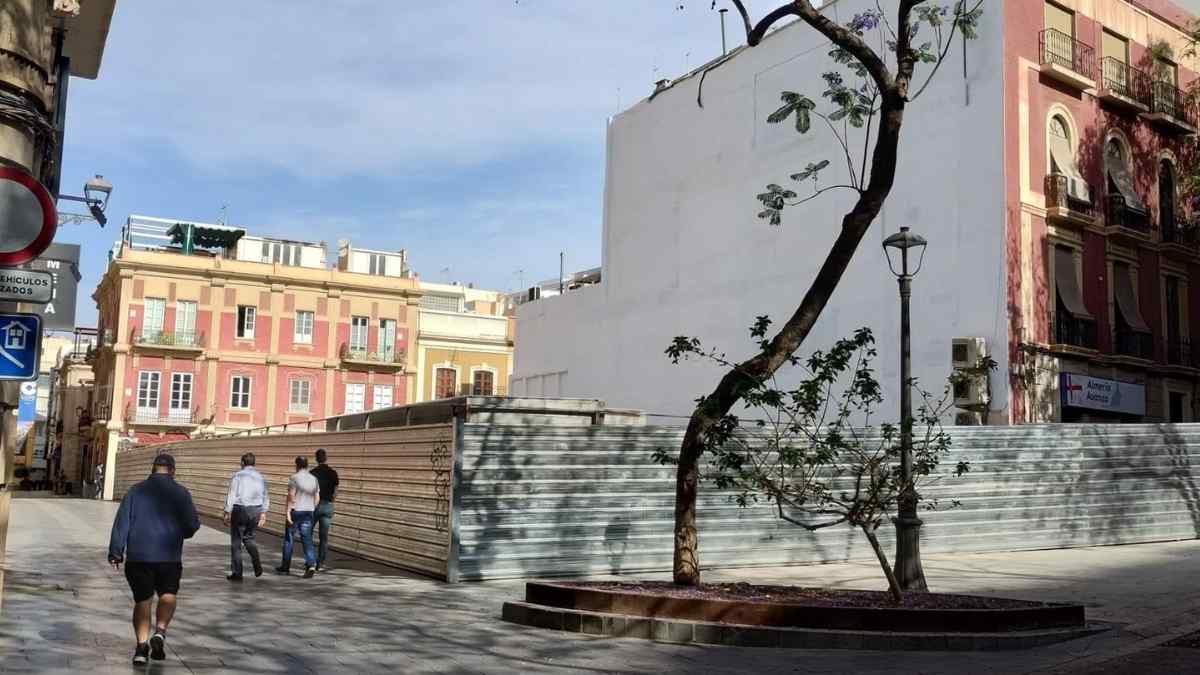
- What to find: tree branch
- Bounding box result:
[908,0,984,102]
[793,0,893,92]
[785,184,862,208]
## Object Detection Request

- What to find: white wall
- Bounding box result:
[514,1,1008,421]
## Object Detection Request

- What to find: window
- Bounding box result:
[230,376,251,409]
[1166,275,1182,342]
[435,368,457,399]
[379,319,397,360]
[169,374,192,421]
[1047,115,1089,203]
[1102,30,1128,65]
[1044,2,1073,39]
[176,301,197,342]
[262,241,302,266]
[1170,392,1186,423]
[237,306,256,339]
[1154,56,1178,87]
[143,298,165,339]
[1100,31,1132,96]
[136,371,161,414]
[345,383,365,413]
[1105,137,1148,214]
[1112,262,1152,358]
[1053,245,1095,348]
[420,294,461,313]
[350,316,369,352]
[369,253,387,276]
[1042,2,1076,70]
[290,379,311,413]
[1161,160,1177,238]
[472,370,495,396]
[372,385,393,410]
[295,310,314,344]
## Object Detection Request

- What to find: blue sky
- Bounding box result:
[56,1,728,326]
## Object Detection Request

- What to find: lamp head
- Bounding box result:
[882,226,928,278]
[83,174,112,208]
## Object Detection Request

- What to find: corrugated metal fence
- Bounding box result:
[454,423,1200,580]
[117,420,1200,582]
[115,423,456,579]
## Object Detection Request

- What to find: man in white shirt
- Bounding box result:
[222,453,269,581]
[275,456,320,578]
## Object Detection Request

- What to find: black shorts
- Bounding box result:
[124,562,183,602]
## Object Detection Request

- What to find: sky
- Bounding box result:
[55,0,730,326]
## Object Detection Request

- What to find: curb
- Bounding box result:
[501,601,1110,651]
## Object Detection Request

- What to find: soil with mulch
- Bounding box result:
[556,581,1055,610]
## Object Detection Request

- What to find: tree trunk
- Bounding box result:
[671,90,908,586]
[862,523,903,604]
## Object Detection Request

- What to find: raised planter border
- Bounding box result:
[524,582,1086,633]
[501,601,1110,651]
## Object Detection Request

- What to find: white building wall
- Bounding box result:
[514,0,1009,420]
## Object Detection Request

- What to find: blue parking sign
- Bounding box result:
[0,313,41,381]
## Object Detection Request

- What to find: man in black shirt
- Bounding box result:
[309,448,340,571]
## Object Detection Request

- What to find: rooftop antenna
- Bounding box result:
[559,252,565,294]
[217,204,228,226]
[719,8,729,55]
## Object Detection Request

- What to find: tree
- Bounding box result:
[660,324,967,602]
[667,0,982,587]
[1180,20,1199,211]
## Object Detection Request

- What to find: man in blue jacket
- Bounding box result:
[108,453,201,665]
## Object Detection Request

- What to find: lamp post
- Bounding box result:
[882,226,929,591]
[57,174,113,226]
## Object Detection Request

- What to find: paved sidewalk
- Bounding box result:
[2,496,1200,673]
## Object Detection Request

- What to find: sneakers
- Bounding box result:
[149,631,167,661]
[303,566,316,579]
[226,573,243,582]
[132,642,150,665]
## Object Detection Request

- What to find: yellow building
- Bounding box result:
[414,281,514,401]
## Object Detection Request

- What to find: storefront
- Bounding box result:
[1060,372,1146,422]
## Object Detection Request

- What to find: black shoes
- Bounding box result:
[303,567,316,579]
[274,566,290,575]
[226,573,243,582]
[132,642,150,665]
[252,560,263,577]
[149,632,166,661]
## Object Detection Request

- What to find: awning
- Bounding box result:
[1113,263,1150,332]
[1054,247,1093,319]
[1048,122,1090,202]
[1105,142,1148,213]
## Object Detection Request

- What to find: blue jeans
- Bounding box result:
[314,502,335,567]
[280,510,316,570]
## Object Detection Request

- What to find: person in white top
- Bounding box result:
[222,453,269,581]
[275,456,320,578]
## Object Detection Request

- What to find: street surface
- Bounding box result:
[2,495,1200,673]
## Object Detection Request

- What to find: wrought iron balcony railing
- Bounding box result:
[1149,80,1198,129]
[1045,174,1095,219]
[1100,57,1151,106]
[1055,314,1097,349]
[1114,329,1154,360]
[1106,194,1151,234]
[132,329,205,349]
[1040,29,1095,80]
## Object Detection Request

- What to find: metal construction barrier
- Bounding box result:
[117,415,1200,582]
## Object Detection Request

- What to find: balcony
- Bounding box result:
[1045,174,1096,228]
[1097,58,1150,113]
[339,343,406,371]
[1039,29,1096,91]
[1105,194,1152,244]
[1144,81,1198,136]
[1160,215,1199,261]
[1165,337,1198,371]
[1114,329,1154,361]
[1053,314,1098,351]
[131,329,205,354]
[129,408,199,428]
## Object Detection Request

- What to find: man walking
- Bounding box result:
[108,453,200,665]
[276,456,320,578]
[310,448,339,571]
[223,452,269,581]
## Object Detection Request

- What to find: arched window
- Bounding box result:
[1047,114,1089,203]
[1160,159,1177,238]
[1104,136,1147,214]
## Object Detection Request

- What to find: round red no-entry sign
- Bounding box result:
[0,167,57,267]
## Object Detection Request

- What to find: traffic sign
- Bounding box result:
[0,269,54,304]
[0,312,42,381]
[0,167,58,267]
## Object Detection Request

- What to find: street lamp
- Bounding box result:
[57,174,113,227]
[882,226,928,592]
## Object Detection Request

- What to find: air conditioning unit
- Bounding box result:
[954,411,979,426]
[953,376,988,408]
[951,337,988,369]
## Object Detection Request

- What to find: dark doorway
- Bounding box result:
[1169,391,1186,423]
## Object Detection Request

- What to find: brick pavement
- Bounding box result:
[2,495,1199,674]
